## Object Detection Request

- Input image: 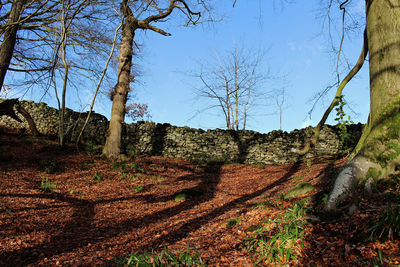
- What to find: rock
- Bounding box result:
[284,182,315,199]
[173,188,203,201]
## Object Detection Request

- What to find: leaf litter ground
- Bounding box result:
[0,130,399,266]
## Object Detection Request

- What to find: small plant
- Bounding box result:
[40,176,56,192]
[306,159,312,168]
[252,200,278,210]
[85,140,103,154]
[93,172,103,181]
[246,201,308,265]
[368,204,400,240]
[150,175,165,182]
[291,174,305,180]
[111,243,204,266]
[252,162,265,169]
[112,160,144,174]
[174,193,187,202]
[226,217,240,227]
[133,184,144,192]
[135,173,145,178]
[125,144,137,158]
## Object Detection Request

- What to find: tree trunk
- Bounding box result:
[324,0,400,212]
[15,104,39,136]
[0,0,26,92]
[102,1,136,160]
[59,65,69,146]
[0,99,39,136]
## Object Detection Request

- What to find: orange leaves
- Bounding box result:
[1,133,400,266]
[125,102,150,122]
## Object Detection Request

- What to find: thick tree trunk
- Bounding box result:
[102,1,136,160]
[0,0,26,92]
[324,0,400,212]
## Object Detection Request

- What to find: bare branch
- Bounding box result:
[297,28,368,155]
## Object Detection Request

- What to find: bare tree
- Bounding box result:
[275,86,286,130]
[191,43,267,131]
[1,0,119,145]
[102,0,214,160]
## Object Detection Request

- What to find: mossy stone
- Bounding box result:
[173,188,203,201]
[284,182,315,199]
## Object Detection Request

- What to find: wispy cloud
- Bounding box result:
[288,41,296,51]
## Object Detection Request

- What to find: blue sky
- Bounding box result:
[3,0,369,134]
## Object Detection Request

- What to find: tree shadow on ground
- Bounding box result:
[0,133,305,266]
[135,159,303,252]
[0,161,223,265]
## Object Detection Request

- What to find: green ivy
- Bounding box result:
[334,95,354,149]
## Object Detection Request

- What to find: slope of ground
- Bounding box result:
[0,129,399,266]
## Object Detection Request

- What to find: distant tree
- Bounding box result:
[275,86,286,131]
[102,0,214,160]
[126,102,151,122]
[191,44,267,131]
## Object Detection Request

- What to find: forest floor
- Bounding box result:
[0,128,399,266]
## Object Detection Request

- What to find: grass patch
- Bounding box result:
[368,203,400,241]
[109,244,204,267]
[252,162,265,169]
[85,140,103,154]
[173,188,203,202]
[119,173,136,182]
[112,160,144,174]
[40,176,56,192]
[93,172,103,181]
[246,201,308,265]
[133,184,144,192]
[226,217,240,227]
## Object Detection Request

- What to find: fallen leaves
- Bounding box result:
[0,132,399,266]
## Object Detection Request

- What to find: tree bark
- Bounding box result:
[324,0,400,212]
[0,99,39,136]
[15,104,40,136]
[102,0,136,160]
[0,0,26,92]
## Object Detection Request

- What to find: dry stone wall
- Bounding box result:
[0,99,363,164]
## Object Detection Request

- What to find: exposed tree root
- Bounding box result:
[323,156,380,212]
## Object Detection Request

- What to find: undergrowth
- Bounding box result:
[109,243,204,267]
[246,201,308,265]
[369,204,400,241]
[112,160,144,174]
[40,176,56,192]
